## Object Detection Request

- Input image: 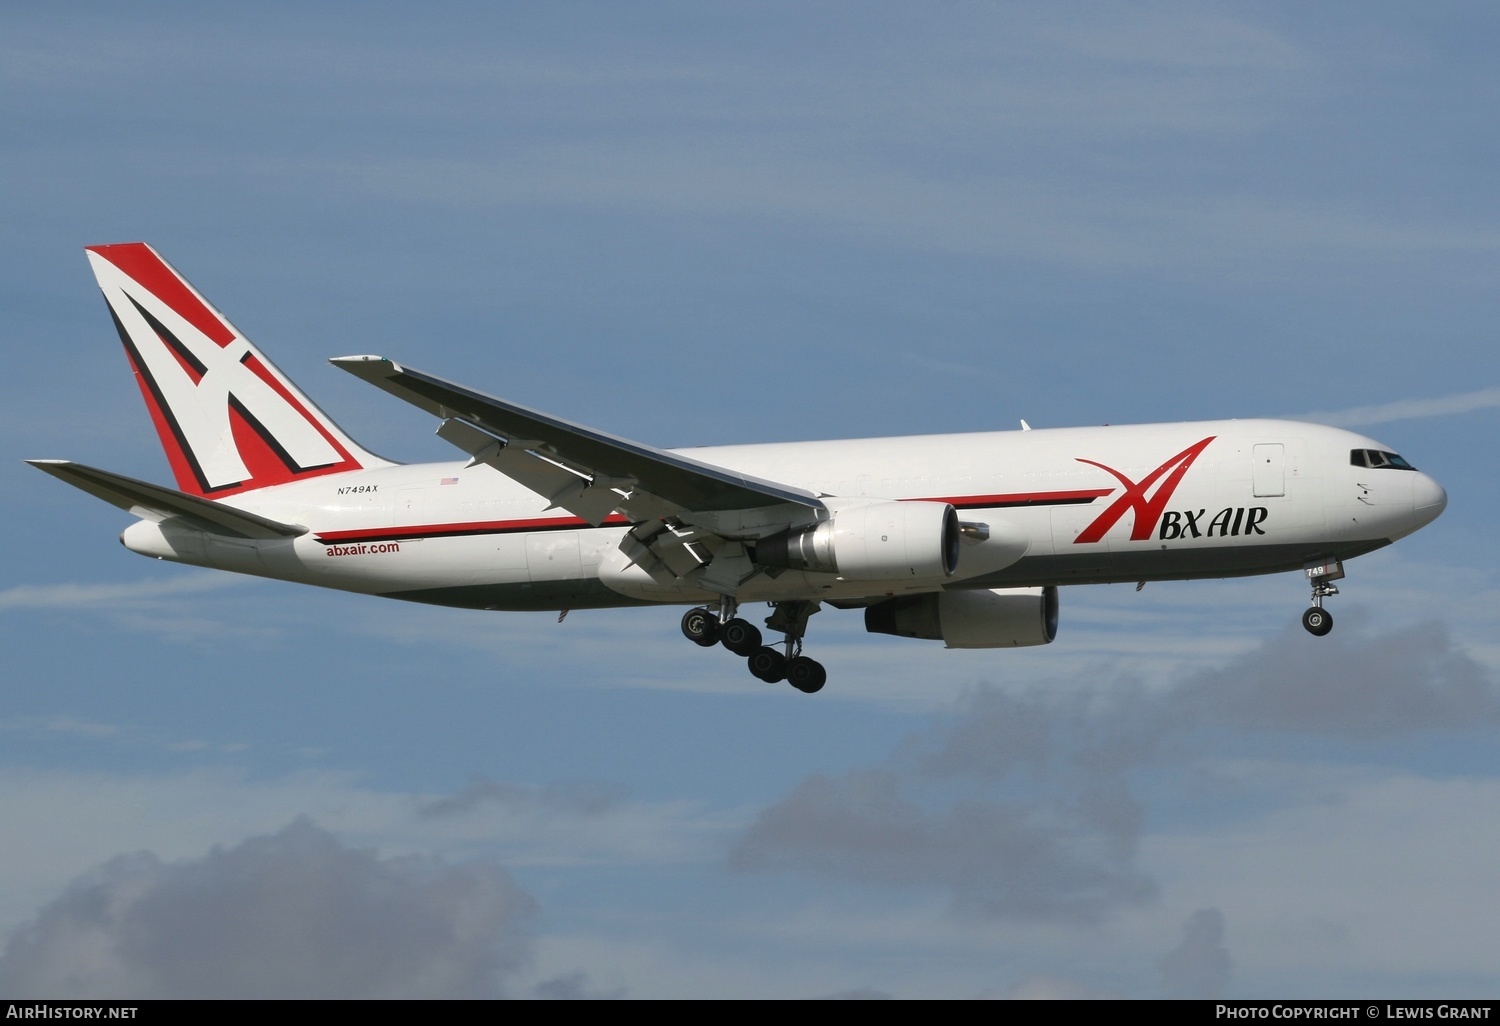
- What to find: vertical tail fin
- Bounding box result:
[86,243,390,497]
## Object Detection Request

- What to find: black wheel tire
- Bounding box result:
[721,618,763,656]
[786,656,827,694]
[748,647,786,683]
[1302,606,1333,637]
[681,607,721,647]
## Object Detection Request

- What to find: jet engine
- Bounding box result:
[864,586,1058,648]
[755,501,960,582]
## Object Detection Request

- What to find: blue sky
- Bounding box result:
[3,2,1498,998]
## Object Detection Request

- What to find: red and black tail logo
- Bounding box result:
[1073,436,1216,543]
[86,244,374,497]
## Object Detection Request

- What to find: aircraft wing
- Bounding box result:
[331,356,825,529]
[26,460,307,539]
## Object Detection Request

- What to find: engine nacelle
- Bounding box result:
[864,586,1058,648]
[755,501,960,582]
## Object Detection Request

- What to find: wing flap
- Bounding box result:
[26,460,307,539]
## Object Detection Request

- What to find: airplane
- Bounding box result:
[28,243,1448,693]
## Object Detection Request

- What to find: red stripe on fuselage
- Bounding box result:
[312,489,1107,545]
[925,489,1113,509]
[316,513,634,544]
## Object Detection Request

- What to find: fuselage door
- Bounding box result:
[1252,444,1285,498]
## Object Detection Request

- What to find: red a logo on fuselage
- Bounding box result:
[1073,436,1216,544]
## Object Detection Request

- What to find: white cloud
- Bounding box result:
[731,767,1156,924]
[1159,908,1232,999]
[731,619,1500,940]
[986,974,1119,999]
[0,819,536,999]
[0,574,281,647]
[0,576,234,611]
[279,148,1500,282]
[1147,769,1500,987]
[0,767,725,937]
[1293,386,1500,428]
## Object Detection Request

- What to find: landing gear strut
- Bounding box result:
[682,597,760,652]
[682,597,827,693]
[753,600,826,693]
[1301,559,1343,637]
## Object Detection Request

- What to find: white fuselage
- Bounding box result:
[120,418,1447,612]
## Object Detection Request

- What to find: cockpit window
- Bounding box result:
[1350,448,1416,470]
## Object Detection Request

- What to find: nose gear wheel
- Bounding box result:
[1301,559,1344,637]
[1302,606,1333,636]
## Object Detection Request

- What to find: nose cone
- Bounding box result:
[1412,472,1447,527]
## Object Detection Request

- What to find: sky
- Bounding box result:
[3,1,1499,999]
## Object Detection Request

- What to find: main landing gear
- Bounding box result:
[680,598,827,693]
[1300,559,1344,637]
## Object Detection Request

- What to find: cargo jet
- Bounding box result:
[28,244,1448,693]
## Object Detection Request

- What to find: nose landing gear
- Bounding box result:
[681,597,827,693]
[1301,559,1343,637]
[1302,605,1333,636]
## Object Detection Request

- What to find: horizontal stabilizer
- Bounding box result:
[26,460,307,539]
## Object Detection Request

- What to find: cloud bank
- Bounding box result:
[732,622,1499,929]
[1160,908,1232,999]
[1293,386,1500,428]
[0,819,537,999]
